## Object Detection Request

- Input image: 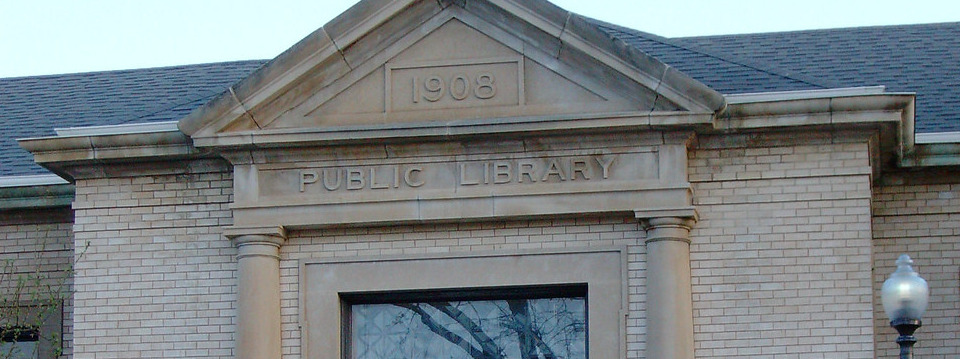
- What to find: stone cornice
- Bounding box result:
[718,92,914,177]
[192,112,715,149]
[17,130,205,181]
[13,91,921,190]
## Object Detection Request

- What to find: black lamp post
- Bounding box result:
[881,254,930,359]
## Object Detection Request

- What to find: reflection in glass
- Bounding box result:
[1,327,39,359]
[0,341,39,359]
[352,298,586,359]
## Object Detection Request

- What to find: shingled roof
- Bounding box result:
[674,22,960,133]
[594,21,831,94]
[0,60,266,176]
[2,21,958,177]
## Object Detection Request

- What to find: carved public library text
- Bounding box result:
[298,155,617,192]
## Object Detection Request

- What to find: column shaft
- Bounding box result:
[233,233,285,359]
[643,217,695,359]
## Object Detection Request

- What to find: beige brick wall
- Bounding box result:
[873,177,960,358]
[70,165,236,359]
[0,209,74,358]
[688,133,877,358]
[280,217,647,359]
[59,130,959,359]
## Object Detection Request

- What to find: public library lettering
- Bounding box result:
[297,155,618,192]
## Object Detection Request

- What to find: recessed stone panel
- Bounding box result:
[255,149,657,205]
[387,58,522,112]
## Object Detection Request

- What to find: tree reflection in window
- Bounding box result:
[351,297,585,359]
[1,326,39,359]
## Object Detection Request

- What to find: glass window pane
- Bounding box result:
[0,341,39,359]
[352,297,586,359]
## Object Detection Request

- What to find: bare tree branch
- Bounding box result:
[507,300,539,359]
[428,302,504,359]
[394,303,487,359]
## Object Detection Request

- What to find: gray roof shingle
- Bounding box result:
[594,21,833,94]
[0,60,266,176]
[671,22,960,133]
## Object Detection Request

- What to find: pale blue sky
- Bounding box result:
[1,0,959,78]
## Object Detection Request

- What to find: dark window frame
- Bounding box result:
[341,284,588,359]
[0,301,63,359]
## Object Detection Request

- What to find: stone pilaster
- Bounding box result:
[639,216,696,359]
[226,227,287,359]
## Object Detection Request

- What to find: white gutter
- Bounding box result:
[0,174,69,188]
[55,121,180,137]
[725,86,887,104]
[916,131,960,144]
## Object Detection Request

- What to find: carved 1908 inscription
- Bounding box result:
[387,58,522,112]
[412,72,497,103]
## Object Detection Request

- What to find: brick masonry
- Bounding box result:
[69,165,236,359]
[688,132,877,358]
[0,210,74,359]
[873,176,960,358]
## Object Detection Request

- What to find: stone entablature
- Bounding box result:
[226,132,694,229]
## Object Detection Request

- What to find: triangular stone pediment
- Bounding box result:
[181,0,724,143]
[271,18,641,130]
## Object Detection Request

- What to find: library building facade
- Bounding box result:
[2,0,959,358]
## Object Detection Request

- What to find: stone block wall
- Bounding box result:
[872,176,960,358]
[0,209,74,358]
[688,132,877,358]
[280,217,647,359]
[69,163,236,359]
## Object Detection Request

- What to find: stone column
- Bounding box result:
[641,216,696,359]
[227,227,287,359]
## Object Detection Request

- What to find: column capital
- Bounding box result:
[225,226,287,261]
[638,215,696,244]
[634,207,698,223]
[224,226,287,246]
[640,216,697,229]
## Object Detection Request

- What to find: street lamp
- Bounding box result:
[881,254,930,359]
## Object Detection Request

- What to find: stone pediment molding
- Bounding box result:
[178,0,725,148]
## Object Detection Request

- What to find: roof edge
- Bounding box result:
[916,131,960,144]
[725,86,887,104]
[0,182,74,210]
[720,91,916,177]
[562,14,725,113]
[56,121,179,137]
[18,129,199,181]
[179,0,421,137]
[0,175,70,188]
